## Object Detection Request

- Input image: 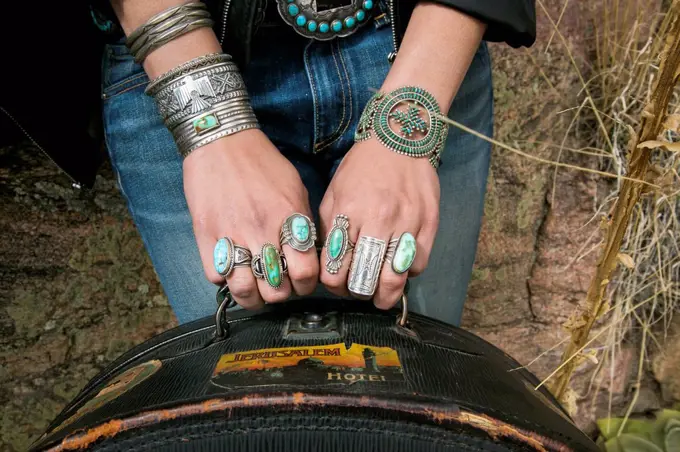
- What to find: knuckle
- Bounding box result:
[380,273,406,294]
[373,203,399,222]
[261,288,290,304]
[247,208,267,229]
[320,272,344,289]
[288,262,318,284]
[228,273,258,299]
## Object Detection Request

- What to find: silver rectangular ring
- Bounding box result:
[347,236,386,299]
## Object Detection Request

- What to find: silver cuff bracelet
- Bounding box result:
[147,55,260,159]
[173,99,260,158]
[151,62,247,126]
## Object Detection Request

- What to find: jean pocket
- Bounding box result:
[102,44,149,100]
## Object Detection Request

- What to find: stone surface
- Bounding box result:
[652,315,680,404]
[291,215,310,242]
[213,237,231,275]
[193,113,219,134]
[392,232,416,274]
[328,227,344,260]
[0,145,176,451]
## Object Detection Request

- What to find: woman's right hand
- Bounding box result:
[183,129,319,309]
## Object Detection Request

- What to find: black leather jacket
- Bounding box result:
[0,1,535,188]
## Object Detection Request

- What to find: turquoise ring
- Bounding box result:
[385,232,417,274]
[213,237,252,277]
[280,213,317,252]
[324,214,354,274]
[251,243,288,289]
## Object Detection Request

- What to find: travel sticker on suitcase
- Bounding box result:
[210,343,403,388]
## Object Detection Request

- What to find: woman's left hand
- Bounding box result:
[319,138,440,309]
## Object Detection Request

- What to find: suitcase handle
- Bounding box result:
[213,283,410,339]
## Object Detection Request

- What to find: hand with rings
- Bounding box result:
[319,136,439,309]
[184,129,319,309]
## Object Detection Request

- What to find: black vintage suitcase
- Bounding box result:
[31,297,597,451]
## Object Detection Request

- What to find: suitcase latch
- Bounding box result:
[284,312,342,340]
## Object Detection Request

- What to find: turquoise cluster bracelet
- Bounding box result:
[355,86,448,169]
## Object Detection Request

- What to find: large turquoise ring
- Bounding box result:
[385,232,417,274]
[213,237,252,277]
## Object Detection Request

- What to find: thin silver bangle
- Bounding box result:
[128,9,211,57]
[126,2,207,48]
[133,17,214,63]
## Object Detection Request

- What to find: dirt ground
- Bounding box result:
[1,1,676,450]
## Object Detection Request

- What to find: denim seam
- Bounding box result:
[104,71,147,93]
[314,40,350,151]
[102,111,133,222]
[303,40,321,150]
[317,38,354,152]
[103,80,150,101]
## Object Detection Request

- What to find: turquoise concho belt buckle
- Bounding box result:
[276,0,375,41]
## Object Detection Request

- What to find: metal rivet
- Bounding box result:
[302,312,324,329]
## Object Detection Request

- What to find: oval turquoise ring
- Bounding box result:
[324,214,354,274]
[385,232,417,274]
[280,213,317,252]
[251,243,288,289]
[214,237,252,278]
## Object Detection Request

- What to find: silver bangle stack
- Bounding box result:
[126,2,214,63]
[146,55,260,158]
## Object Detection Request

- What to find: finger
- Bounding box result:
[374,230,418,310]
[347,209,396,301]
[211,236,264,310]
[248,237,293,304]
[319,212,360,297]
[226,265,264,310]
[281,213,320,296]
[410,211,438,276]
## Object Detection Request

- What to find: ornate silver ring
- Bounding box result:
[280,213,317,252]
[324,214,354,274]
[347,236,387,298]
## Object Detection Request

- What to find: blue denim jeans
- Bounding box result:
[101,14,492,326]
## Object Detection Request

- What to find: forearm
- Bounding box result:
[110,0,221,79]
[381,2,487,110]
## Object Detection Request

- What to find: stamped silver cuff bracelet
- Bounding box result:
[151,62,248,127]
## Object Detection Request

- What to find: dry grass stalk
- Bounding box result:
[549,1,680,401]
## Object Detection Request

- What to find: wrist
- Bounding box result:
[183,129,271,165]
[380,3,486,110]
